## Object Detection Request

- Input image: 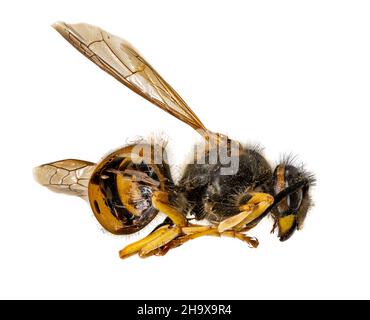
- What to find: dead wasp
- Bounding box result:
[34,22,315,259]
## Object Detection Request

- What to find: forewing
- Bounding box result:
[53,22,208,134]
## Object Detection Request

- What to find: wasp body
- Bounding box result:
[34,22,314,259]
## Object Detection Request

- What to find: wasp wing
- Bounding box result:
[53,22,208,136]
[34,159,96,199]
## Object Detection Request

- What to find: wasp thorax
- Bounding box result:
[88,144,172,235]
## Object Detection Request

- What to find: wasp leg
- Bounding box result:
[138,226,182,257]
[142,226,259,258]
[134,226,209,258]
[121,226,209,259]
[119,225,182,259]
[218,192,274,232]
[151,191,188,227]
[183,227,258,247]
[217,205,255,233]
[235,192,274,231]
[119,225,174,259]
[124,192,272,258]
[119,191,189,259]
[121,191,271,259]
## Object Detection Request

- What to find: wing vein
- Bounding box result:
[53,22,209,137]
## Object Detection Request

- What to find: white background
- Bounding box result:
[1,0,369,299]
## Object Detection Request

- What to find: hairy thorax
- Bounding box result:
[170,145,273,223]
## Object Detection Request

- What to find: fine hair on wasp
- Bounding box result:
[130,130,241,176]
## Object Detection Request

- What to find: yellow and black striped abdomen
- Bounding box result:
[88,143,172,235]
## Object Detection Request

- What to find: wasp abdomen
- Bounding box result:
[88,144,172,235]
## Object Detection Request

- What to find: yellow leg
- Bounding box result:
[218,192,274,232]
[235,192,274,230]
[119,191,189,259]
[138,226,182,257]
[119,225,172,259]
[143,226,259,257]
[181,227,258,248]
[119,225,182,259]
[218,204,255,232]
[120,193,272,259]
[152,191,188,227]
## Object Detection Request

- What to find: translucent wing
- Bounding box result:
[53,21,209,136]
[34,159,96,199]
